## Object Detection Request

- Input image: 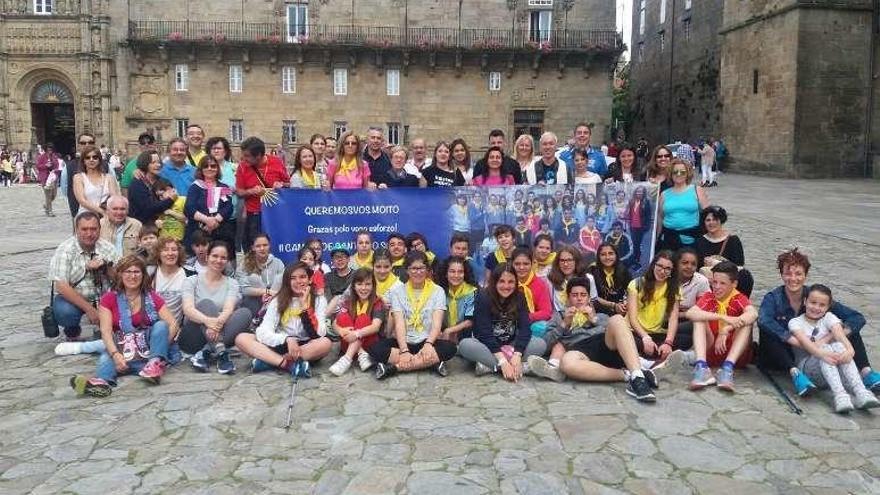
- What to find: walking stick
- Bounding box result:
[758,366,803,415]
[284,362,301,430]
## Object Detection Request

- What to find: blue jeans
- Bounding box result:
[52,294,89,338]
[96,321,170,384]
[80,339,182,365]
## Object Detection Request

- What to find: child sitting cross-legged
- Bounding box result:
[328,268,384,375]
[683,261,756,392]
[788,284,880,413]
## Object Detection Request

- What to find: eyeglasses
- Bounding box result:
[672,169,688,176]
[122,269,143,276]
[79,140,95,145]
[203,164,219,170]
[408,266,427,272]
[656,153,671,158]
[84,155,100,161]
[655,264,674,272]
[344,141,358,146]
[559,257,576,263]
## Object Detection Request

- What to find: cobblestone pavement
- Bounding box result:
[0,176,878,494]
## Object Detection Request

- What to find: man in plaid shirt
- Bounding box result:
[48,211,120,340]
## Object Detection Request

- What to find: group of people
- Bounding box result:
[47,122,879,414]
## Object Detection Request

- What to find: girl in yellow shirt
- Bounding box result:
[626,250,682,361]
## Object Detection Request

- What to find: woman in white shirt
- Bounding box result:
[236,261,332,375]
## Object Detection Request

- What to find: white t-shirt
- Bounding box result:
[388,282,446,344]
[788,312,841,344]
[679,272,710,310]
[404,158,432,179]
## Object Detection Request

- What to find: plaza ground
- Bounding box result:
[0,175,878,494]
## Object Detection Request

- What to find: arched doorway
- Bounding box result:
[31,80,76,157]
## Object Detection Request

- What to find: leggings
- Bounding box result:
[367,338,457,364]
[179,300,253,354]
[458,337,547,369]
[757,326,871,371]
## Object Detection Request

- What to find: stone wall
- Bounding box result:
[629,0,723,147]
[121,48,612,154]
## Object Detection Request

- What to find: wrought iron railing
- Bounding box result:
[128,21,622,52]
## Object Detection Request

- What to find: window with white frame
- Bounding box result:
[387,123,401,146]
[281,66,296,94]
[684,19,691,41]
[386,69,400,96]
[660,0,667,24]
[639,0,646,36]
[229,65,243,93]
[174,64,189,91]
[489,72,502,92]
[34,0,52,15]
[287,3,309,42]
[229,120,244,143]
[529,10,552,42]
[282,120,297,145]
[175,119,189,138]
[333,68,348,96]
[334,121,348,140]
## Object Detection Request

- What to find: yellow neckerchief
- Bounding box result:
[571,307,591,329]
[405,279,436,334]
[300,169,317,188]
[280,292,311,326]
[354,250,374,268]
[425,251,436,264]
[715,289,739,316]
[456,204,468,214]
[391,257,405,268]
[561,218,577,236]
[355,299,370,317]
[447,282,477,326]
[603,267,615,289]
[338,156,358,176]
[534,252,557,270]
[557,279,569,306]
[518,270,537,313]
[494,248,508,264]
[375,272,399,297]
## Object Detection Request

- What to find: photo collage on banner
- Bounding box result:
[450,182,658,276]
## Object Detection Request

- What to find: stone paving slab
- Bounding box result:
[0,177,878,494]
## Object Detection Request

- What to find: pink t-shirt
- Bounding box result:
[327,160,371,189]
[100,290,166,331]
[473,174,515,186]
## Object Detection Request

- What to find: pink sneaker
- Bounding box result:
[138,358,166,384]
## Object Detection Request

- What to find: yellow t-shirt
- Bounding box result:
[160,196,186,241]
[627,278,682,334]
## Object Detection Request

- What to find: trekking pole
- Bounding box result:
[284,362,301,430]
[758,366,803,415]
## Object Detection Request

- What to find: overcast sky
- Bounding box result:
[617,0,632,60]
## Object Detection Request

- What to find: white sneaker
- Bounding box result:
[853,390,880,410]
[474,362,494,376]
[357,350,374,371]
[639,357,655,369]
[527,355,566,382]
[834,392,855,414]
[329,356,352,376]
[55,342,83,356]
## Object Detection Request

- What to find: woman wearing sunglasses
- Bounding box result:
[644,145,674,192]
[326,131,373,190]
[183,155,235,251]
[72,145,119,217]
[656,158,709,253]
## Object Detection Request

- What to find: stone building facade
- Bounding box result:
[630,0,878,178]
[0,0,621,158]
[628,0,723,147]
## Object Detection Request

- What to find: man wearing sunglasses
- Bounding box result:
[120,132,156,195]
